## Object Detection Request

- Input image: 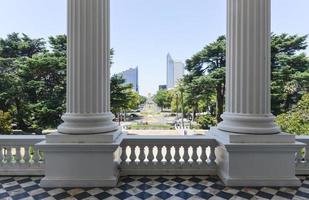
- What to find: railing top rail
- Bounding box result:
[0,135,45,145]
[296,136,309,144]
[121,135,217,146]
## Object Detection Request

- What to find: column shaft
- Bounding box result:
[58,0,118,134]
[218,0,280,134]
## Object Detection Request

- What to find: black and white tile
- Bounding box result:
[1,176,309,200]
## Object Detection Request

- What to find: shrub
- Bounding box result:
[196,114,216,130]
[276,94,309,135]
[0,110,12,134]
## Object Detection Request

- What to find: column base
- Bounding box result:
[58,112,119,134]
[36,130,124,188]
[218,112,281,134]
[210,127,304,187]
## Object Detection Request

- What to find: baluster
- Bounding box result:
[200,146,207,165]
[296,148,304,164]
[15,146,22,164]
[148,145,155,165]
[165,145,172,165]
[7,146,13,164]
[39,150,44,163]
[120,146,127,165]
[191,146,199,164]
[139,145,146,165]
[129,145,137,165]
[174,146,181,164]
[23,146,30,163]
[0,146,3,164]
[32,147,40,164]
[305,146,309,164]
[209,146,216,167]
[183,145,190,165]
[157,145,163,164]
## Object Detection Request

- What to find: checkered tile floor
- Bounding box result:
[1,176,309,200]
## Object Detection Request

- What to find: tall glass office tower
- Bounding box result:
[119,67,139,92]
[166,53,174,89]
[166,53,184,89]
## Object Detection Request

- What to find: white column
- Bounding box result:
[210,0,302,187]
[58,0,118,134]
[37,0,123,188]
[218,0,280,134]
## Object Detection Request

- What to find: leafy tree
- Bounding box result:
[185,36,226,122]
[185,34,309,125]
[0,110,12,134]
[139,95,147,105]
[0,33,45,58]
[0,33,66,132]
[110,74,134,123]
[127,90,141,110]
[17,54,66,131]
[276,94,309,135]
[271,34,309,114]
[153,89,172,111]
[196,114,216,130]
[49,35,67,56]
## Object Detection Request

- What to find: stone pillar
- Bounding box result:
[211,0,303,187]
[37,0,123,188]
[58,0,118,134]
[218,0,280,134]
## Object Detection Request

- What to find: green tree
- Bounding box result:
[0,33,66,132]
[0,33,45,58]
[127,91,141,110]
[271,34,309,114]
[153,89,172,111]
[276,94,309,135]
[185,34,309,125]
[196,114,216,130]
[0,110,12,134]
[110,74,134,123]
[49,35,67,56]
[185,36,226,122]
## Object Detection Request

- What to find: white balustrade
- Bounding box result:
[0,134,309,177]
[120,135,218,176]
[295,136,309,175]
[0,135,45,175]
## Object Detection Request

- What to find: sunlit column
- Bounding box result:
[58,0,118,134]
[218,0,281,134]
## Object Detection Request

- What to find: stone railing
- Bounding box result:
[296,136,309,175]
[119,135,218,175]
[0,135,45,175]
[1,134,309,176]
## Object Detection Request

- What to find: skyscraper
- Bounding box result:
[174,60,185,86]
[166,53,174,89]
[166,53,184,89]
[119,67,139,92]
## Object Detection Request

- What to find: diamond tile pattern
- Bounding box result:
[0,176,309,199]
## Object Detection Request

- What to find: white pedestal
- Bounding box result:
[36,130,124,188]
[210,127,304,187]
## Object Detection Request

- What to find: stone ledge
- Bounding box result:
[45,129,122,143]
[210,127,296,144]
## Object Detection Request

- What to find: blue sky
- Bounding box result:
[0,0,308,96]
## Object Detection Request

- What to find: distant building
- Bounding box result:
[166,53,184,89]
[159,85,167,90]
[174,60,185,86]
[119,67,139,92]
[166,53,174,89]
